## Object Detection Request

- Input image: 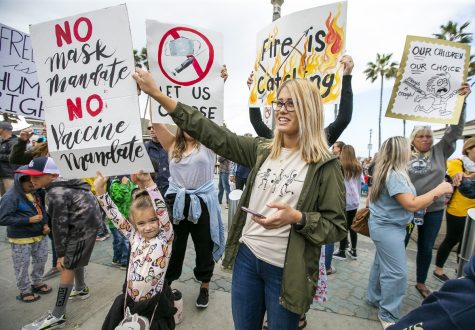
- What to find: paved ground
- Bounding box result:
[0,181,459,330]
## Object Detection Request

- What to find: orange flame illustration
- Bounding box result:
[297,37,309,78]
[272,53,281,76]
[322,66,342,104]
[319,5,344,74]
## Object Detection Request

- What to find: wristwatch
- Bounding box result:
[294,212,306,230]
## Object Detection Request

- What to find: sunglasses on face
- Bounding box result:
[415,135,432,139]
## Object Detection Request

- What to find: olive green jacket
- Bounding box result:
[170,102,347,314]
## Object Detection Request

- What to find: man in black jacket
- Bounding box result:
[0,121,18,195]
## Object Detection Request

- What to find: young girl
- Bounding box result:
[94,171,176,330]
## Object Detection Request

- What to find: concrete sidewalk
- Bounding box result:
[0,243,380,330]
[0,193,458,329]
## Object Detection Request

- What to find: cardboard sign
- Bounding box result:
[0,23,43,119]
[386,36,470,124]
[146,20,224,125]
[30,4,153,179]
[249,1,347,109]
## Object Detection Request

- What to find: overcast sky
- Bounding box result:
[1,0,474,156]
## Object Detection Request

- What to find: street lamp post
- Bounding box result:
[271,0,284,21]
[368,129,373,158]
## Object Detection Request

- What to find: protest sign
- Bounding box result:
[0,23,43,119]
[146,20,224,125]
[386,35,470,124]
[30,4,153,178]
[249,1,347,110]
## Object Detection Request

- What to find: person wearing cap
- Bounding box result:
[406,83,471,299]
[0,121,19,195]
[0,165,52,303]
[20,157,103,330]
[433,137,475,282]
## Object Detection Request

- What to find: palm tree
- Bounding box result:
[133,47,149,69]
[364,53,399,148]
[433,21,472,43]
[434,20,474,84]
[133,47,150,118]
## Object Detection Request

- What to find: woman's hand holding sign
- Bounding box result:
[133,68,178,113]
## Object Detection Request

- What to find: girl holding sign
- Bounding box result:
[133,68,346,329]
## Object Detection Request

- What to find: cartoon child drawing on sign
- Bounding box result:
[413,72,458,116]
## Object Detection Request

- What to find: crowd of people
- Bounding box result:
[0,52,474,330]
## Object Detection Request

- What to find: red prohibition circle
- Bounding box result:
[157,27,215,87]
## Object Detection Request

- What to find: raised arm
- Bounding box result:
[9,128,35,164]
[325,55,354,145]
[151,123,175,153]
[247,72,273,139]
[146,185,173,243]
[133,68,260,168]
[436,83,471,159]
[249,106,273,139]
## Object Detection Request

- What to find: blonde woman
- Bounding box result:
[133,69,346,330]
[367,136,453,329]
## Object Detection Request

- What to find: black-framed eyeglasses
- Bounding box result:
[271,100,295,112]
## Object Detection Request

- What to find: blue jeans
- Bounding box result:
[218,172,231,204]
[232,244,300,330]
[416,210,444,283]
[110,228,129,265]
[368,224,407,323]
[325,244,334,270]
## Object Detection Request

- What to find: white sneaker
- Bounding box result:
[69,286,90,300]
[22,311,66,330]
[378,315,395,329]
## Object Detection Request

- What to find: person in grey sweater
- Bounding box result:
[407,83,471,299]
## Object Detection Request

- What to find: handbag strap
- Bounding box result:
[123,242,161,324]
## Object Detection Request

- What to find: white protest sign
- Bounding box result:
[146,20,224,125]
[30,4,153,179]
[249,1,347,109]
[0,23,44,119]
[386,36,470,124]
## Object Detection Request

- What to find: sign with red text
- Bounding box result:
[146,20,224,125]
[30,4,153,178]
[386,36,470,124]
[0,23,43,119]
[249,2,347,108]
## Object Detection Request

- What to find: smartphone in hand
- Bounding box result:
[241,206,265,218]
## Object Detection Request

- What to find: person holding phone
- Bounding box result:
[133,69,346,330]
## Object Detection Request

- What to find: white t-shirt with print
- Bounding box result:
[240,148,308,268]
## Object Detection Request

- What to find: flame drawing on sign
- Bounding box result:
[250,5,345,106]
